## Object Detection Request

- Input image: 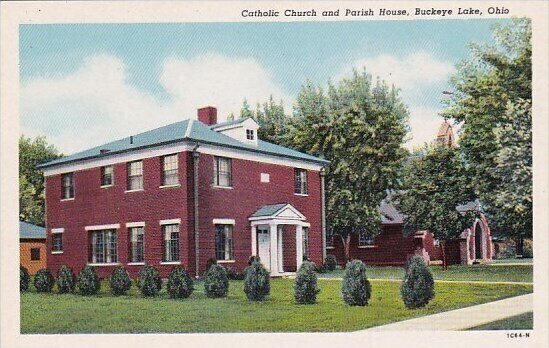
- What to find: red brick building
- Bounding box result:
[39,107,329,278]
[327,199,493,266]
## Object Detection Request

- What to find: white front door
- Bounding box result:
[257,227,271,271]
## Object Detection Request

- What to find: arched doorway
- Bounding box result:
[474,223,482,260]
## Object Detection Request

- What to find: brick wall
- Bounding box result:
[328,225,466,267]
[46,151,190,278]
[45,150,322,277]
[195,153,322,274]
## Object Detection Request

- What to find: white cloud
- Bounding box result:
[339,52,455,149]
[21,54,290,153]
[342,51,454,90]
[406,105,445,150]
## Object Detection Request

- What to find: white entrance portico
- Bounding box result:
[249,203,310,276]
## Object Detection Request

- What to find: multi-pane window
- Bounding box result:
[246,129,255,140]
[326,229,334,248]
[302,227,309,260]
[61,173,74,199]
[163,224,180,262]
[101,165,114,186]
[30,248,41,261]
[52,233,63,252]
[294,168,308,195]
[90,229,117,264]
[358,231,375,247]
[214,156,232,187]
[215,224,234,261]
[127,160,143,190]
[129,227,144,263]
[162,154,179,186]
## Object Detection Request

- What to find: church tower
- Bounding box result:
[435,120,456,147]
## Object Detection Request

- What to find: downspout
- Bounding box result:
[192,144,200,278]
[320,167,327,261]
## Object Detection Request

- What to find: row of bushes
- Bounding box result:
[20,255,434,308]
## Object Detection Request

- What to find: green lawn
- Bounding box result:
[21,278,532,333]
[319,264,533,283]
[468,312,533,330]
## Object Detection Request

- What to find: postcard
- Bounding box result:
[1,1,547,347]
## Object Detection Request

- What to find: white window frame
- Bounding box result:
[162,223,180,264]
[326,229,335,249]
[89,229,119,265]
[358,231,376,248]
[61,172,75,200]
[101,165,114,187]
[213,156,232,188]
[127,160,143,191]
[215,223,235,262]
[294,168,308,195]
[51,229,64,254]
[246,129,255,141]
[129,226,145,264]
[161,154,179,187]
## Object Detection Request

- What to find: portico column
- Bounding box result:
[269,223,279,275]
[296,225,303,270]
[251,225,257,256]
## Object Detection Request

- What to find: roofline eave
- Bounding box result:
[37,137,329,171]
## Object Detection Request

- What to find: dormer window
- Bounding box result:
[246,129,255,141]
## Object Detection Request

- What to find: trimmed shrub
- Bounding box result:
[341,260,371,306]
[224,266,245,280]
[243,261,270,301]
[522,245,533,258]
[204,264,229,298]
[324,254,337,272]
[20,266,30,292]
[77,266,101,295]
[247,255,261,266]
[294,261,320,304]
[34,268,55,293]
[57,265,76,294]
[400,256,435,309]
[137,265,162,297]
[109,266,132,296]
[167,266,194,299]
[206,258,218,272]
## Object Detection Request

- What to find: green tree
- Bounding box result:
[239,95,289,145]
[490,99,532,242]
[19,135,62,226]
[442,18,532,244]
[289,71,409,261]
[240,99,253,119]
[395,144,476,269]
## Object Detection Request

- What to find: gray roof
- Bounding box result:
[250,203,289,218]
[210,117,249,130]
[38,119,329,168]
[456,200,481,212]
[20,221,46,239]
[379,198,480,225]
[379,199,406,224]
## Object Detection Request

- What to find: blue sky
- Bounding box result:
[20,19,509,153]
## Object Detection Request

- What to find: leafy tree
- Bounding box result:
[442,18,532,244]
[240,99,254,119]
[19,135,62,226]
[395,144,476,269]
[490,99,532,244]
[288,71,409,262]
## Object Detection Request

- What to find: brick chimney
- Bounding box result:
[197,106,217,126]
